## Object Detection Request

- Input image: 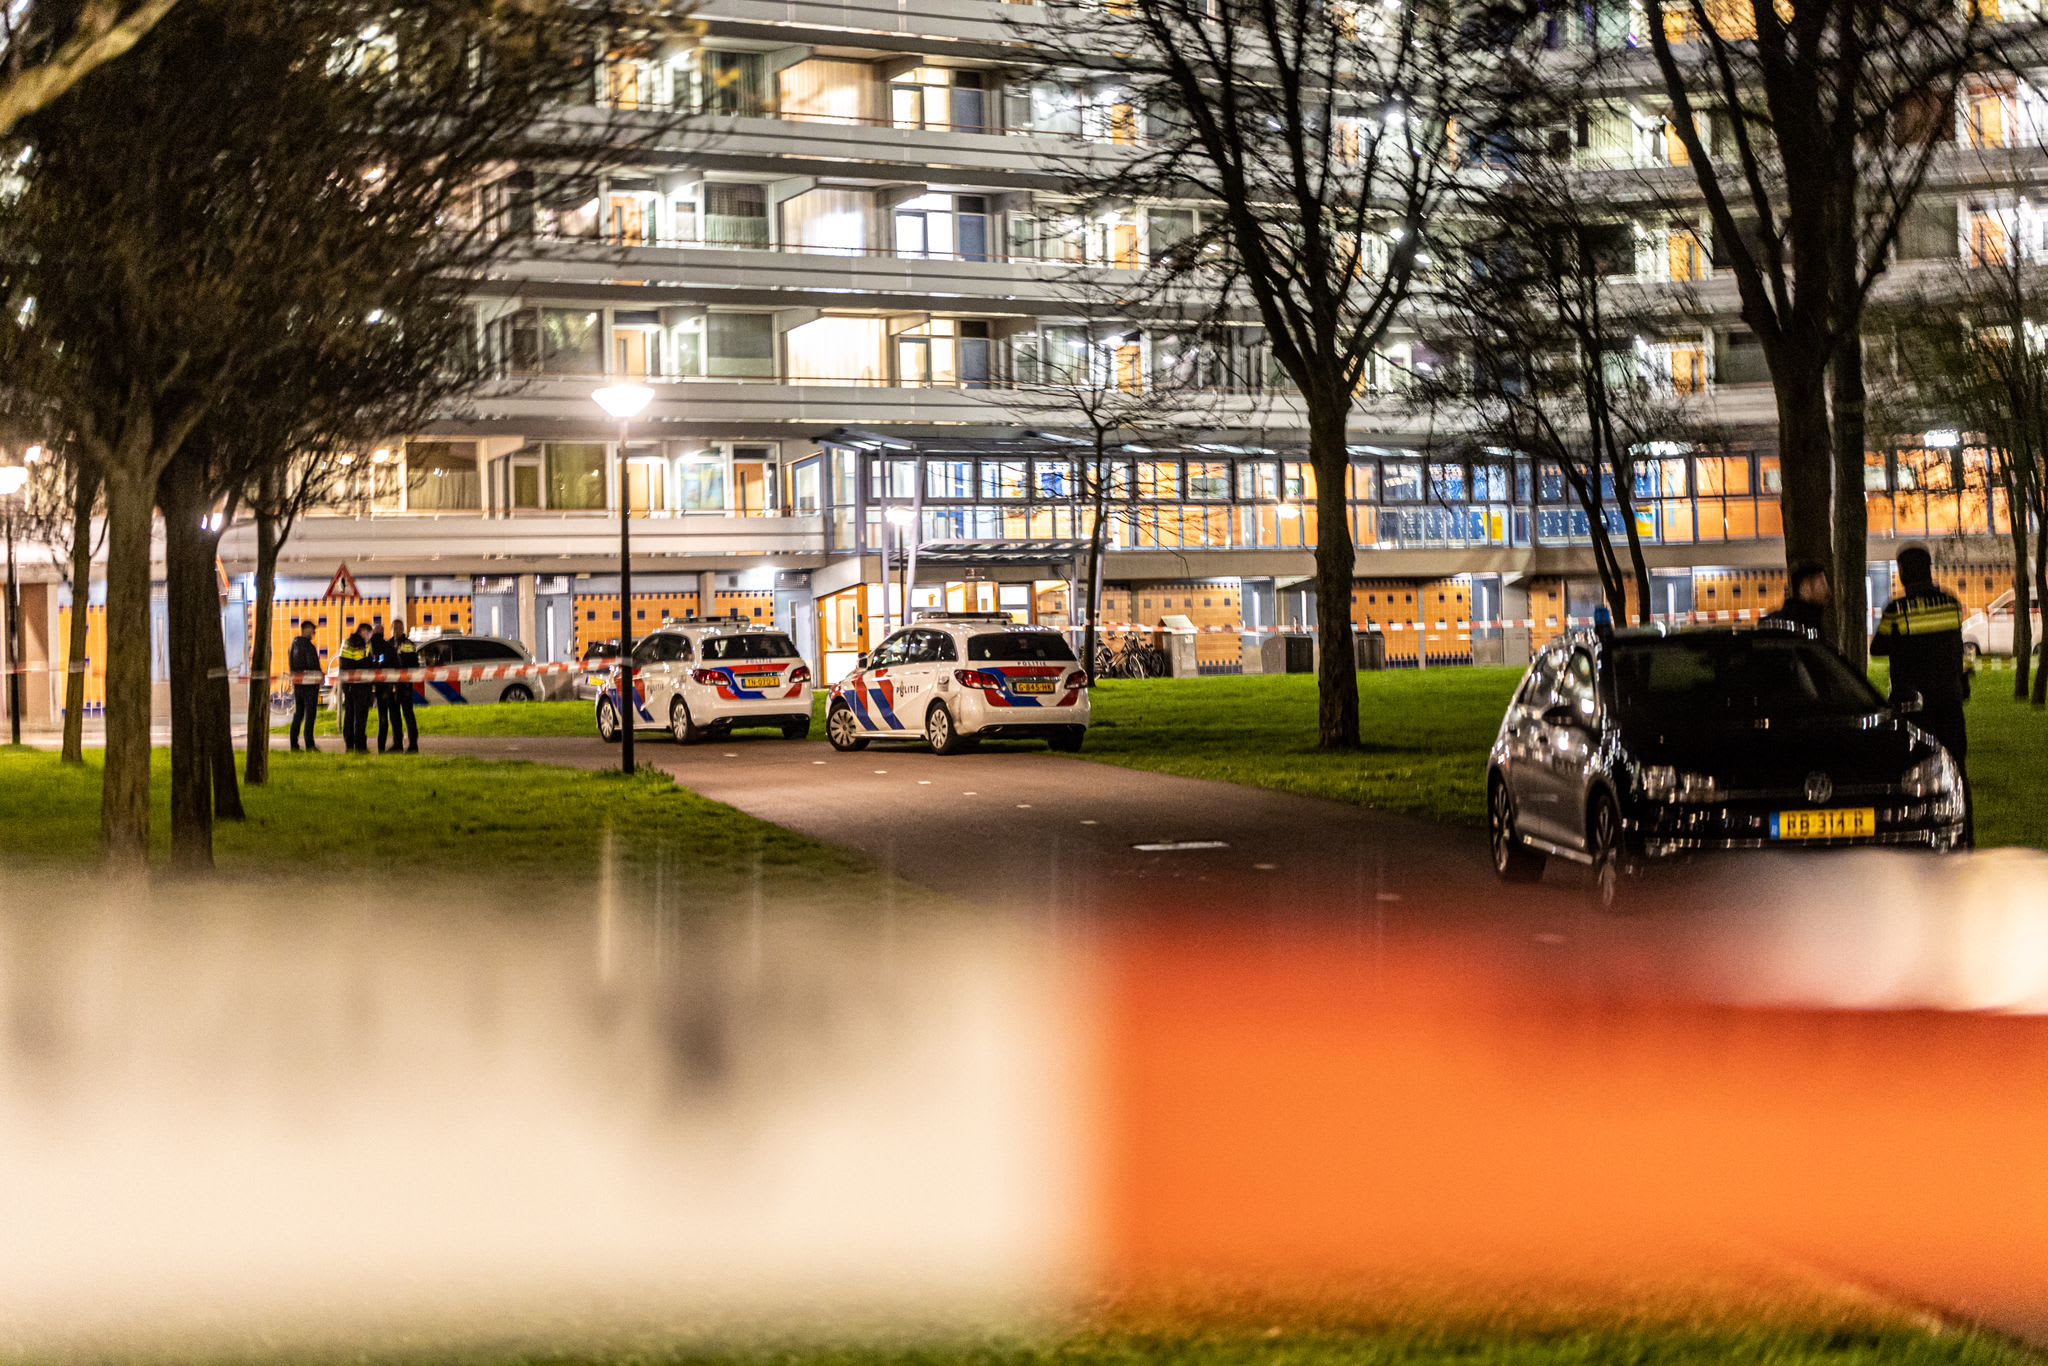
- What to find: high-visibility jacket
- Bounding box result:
[1872,585,1968,707]
[337,638,371,682]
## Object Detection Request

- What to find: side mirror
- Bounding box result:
[855,653,870,671]
[1542,702,1588,729]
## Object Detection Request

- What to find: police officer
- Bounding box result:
[386,617,421,754]
[1763,562,1830,638]
[337,623,374,754]
[1872,545,1971,844]
[287,620,323,752]
[370,621,398,753]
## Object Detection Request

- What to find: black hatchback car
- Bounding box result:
[1488,627,1966,907]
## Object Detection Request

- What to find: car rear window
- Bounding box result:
[701,633,798,661]
[1610,635,1882,719]
[967,631,1077,663]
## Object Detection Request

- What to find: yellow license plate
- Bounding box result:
[1772,807,1876,840]
[741,674,781,689]
[1012,680,1056,695]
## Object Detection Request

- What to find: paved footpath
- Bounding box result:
[434,732,1585,928]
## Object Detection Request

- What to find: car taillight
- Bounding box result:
[1062,670,1087,691]
[691,668,724,685]
[788,664,811,686]
[954,669,1002,690]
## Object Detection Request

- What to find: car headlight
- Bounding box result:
[1901,751,1956,798]
[1640,765,1721,803]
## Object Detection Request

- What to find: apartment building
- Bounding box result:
[167,0,2029,695]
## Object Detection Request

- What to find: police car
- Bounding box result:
[594,616,812,744]
[826,613,1090,755]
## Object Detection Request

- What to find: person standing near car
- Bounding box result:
[1763,562,1831,638]
[370,621,397,753]
[337,623,373,753]
[387,617,421,754]
[287,620,324,753]
[1873,545,1971,844]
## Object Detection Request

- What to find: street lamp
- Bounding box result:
[884,504,914,631]
[593,382,654,776]
[0,462,28,747]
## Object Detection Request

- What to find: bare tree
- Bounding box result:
[1033,0,1485,747]
[0,0,178,137]
[1424,121,1719,624]
[0,0,681,866]
[1637,0,2006,664]
[994,293,1229,676]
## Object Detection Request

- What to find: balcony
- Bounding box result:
[220,509,830,575]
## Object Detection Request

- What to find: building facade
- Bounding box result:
[9,0,2028,723]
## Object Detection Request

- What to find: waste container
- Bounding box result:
[1260,632,1315,674]
[1157,614,1200,677]
[1355,629,1387,671]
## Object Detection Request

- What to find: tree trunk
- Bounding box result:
[1829,337,1871,669]
[2033,510,2047,707]
[205,574,243,820]
[2004,474,2032,702]
[1081,450,1112,683]
[1307,399,1360,750]
[98,462,155,868]
[158,476,215,870]
[1773,368,1836,587]
[243,511,278,785]
[60,469,95,765]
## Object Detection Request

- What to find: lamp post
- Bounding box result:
[593,382,654,776]
[884,504,914,629]
[0,463,27,747]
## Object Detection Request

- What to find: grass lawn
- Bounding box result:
[293,698,595,739]
[0,747,897,903]
[1081,669,1520,830]
[113,1319,2030,1365]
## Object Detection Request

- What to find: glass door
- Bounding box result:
[896,336,932,387]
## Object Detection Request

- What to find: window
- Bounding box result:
[704,183,768,247]
[980,460,1028,499]
[545,443,609,511]
[707,313,775,377]
[926,460,976,499]
[540,309,602,375]
[1186,461,1230,499]
[867,633,914,667]
[633,634,684,665]
[455,639,525,663]
[1381,460,1424,501]
[673,451,727,512]
[404,441,480,513]
[967,631,1077,662]
[701,633,799,660]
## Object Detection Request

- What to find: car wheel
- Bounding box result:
[595,697,623,745]
[1488,775,1545,883]
[826,703,867,752]
[781,717,812,741]
[926,703,974,755]
[1587,791,1628,912]
[1047,727,1085,753]
[500,684,534,703]
[670,697,704,745]
[1963,641,1982,664]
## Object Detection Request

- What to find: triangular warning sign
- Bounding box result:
[325,562,360,600]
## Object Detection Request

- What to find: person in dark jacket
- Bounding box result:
[371,622,398,752]
[387,618,421,753]
[1872,544,1972,844]
[1762,562,1831,638]
[287,620,324,752]
[337,624,374,753]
